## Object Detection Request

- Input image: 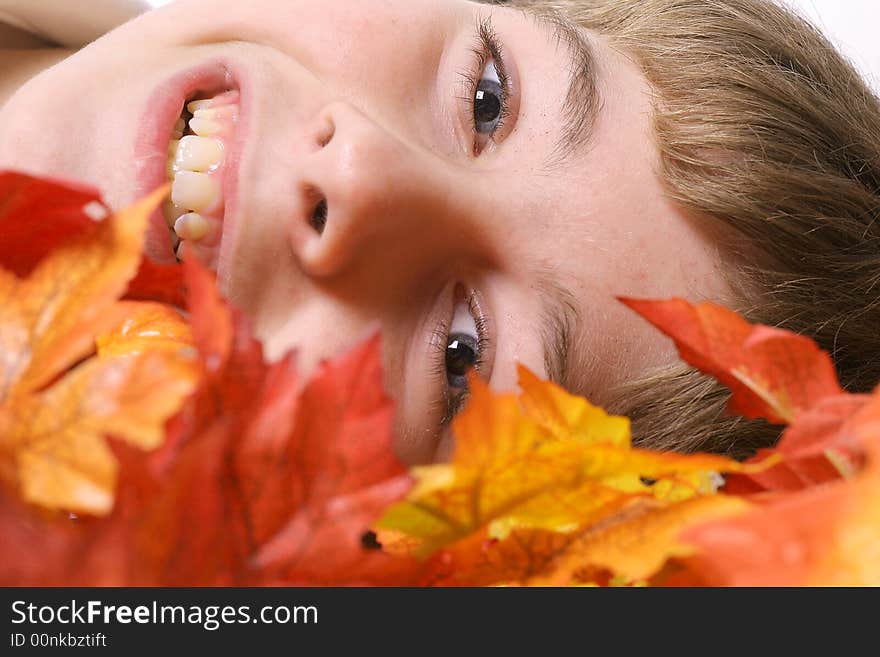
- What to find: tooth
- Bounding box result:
[174,212,210,241]
[187,98,213,113]
[171,171,221,212]
[189,117,221,137]
[175,135,223,172]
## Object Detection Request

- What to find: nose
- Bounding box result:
[259,99,496,387]
[289,101,465,279]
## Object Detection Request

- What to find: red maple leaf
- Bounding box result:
[0,171,186,307]
[620,297,861,492]
[620,297,842,424]
[0,172,103,277]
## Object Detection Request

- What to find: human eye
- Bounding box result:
[459,16,514,155]
[430,284,491,427]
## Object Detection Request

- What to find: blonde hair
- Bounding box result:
[505,0,880,457]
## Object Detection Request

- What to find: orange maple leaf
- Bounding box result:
[615,297,880,585]
[725,393,870,493]
[620,297,842,424]
[0,181,197,514]
[620,296,866,493]
[676,394,880,585]
[96,302,194,357]
[0,259,417,586]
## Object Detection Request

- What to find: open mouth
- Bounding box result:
[163,88,239,265]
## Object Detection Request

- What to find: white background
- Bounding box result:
[143,0,880,89]
[783,0,880,89]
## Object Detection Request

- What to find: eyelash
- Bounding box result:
[429,289,490,428]
[458,16,512,152]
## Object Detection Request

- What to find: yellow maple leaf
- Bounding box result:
[377,368,748,559]
[530,494,751,585]
[517,364,630,447]
[406,494,749,587]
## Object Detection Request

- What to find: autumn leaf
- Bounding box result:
[0,169,187,312]
[622,297,868,493]
[377,371,747,560]
[531,494,751,585]
[7,171,878,588]
[179,259,414,585]
[517,364,630,446]
[0,183,197,513]
[394,489,749,587]
[125,257,186,308]
[1,351,196,514]
[620,297,842,424]
[679,451,880,585]
[0,260,416,585]
[0,171,104,277]
[96,302,193,357]
[655,360,880,584]
[420,496,748,587]
[724,393,869,493]
[0,184,170,396]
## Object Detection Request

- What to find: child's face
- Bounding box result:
[0,0,733,462]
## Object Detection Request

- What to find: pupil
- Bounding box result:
[446,336,477,377]
[474,80,502,128]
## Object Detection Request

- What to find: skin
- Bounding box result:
[0,0,733,463]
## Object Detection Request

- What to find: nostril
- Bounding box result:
[310,197,328,235]
[317,118,334,148]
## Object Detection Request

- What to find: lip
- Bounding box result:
[134,60,244,266]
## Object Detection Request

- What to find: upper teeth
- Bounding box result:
[173,212,211,241]
[187,99,214,113]
[163,91,239,258]
[176,135,223,172]
[189,115,222,137]
[172,170,220,213]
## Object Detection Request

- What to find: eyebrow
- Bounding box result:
[534,271,582,390]
[526,8,602,167]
